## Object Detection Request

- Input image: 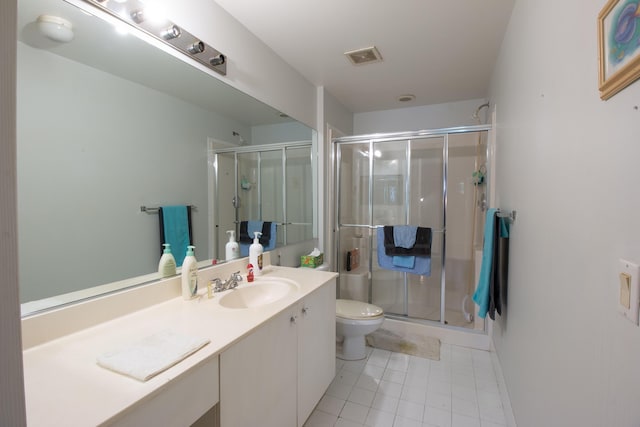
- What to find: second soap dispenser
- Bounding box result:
[181,245,198,300]
[249,231,263,276]
[225,230,239,260]
[158,243,177,278]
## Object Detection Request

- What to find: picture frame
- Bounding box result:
[598,0,640,100]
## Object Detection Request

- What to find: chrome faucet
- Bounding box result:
[210,271,243,293]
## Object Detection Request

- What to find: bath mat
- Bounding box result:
[366,328,440,361]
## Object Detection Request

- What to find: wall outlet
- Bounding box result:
[618,259,640,325]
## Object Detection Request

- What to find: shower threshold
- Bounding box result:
[380,315,490,350]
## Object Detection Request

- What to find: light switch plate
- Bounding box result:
[618,259,640,325]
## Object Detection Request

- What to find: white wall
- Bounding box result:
[318,87,354,263]
[489,0,640,426]
[251,121,313,145]
[323,88,354,136]
[354,98,489,134]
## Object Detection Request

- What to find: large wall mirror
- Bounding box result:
[17,0,317,315]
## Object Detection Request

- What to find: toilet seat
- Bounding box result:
[336,299,384,320]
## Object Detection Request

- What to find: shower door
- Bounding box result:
[371,138,445,322]
[336,136,446,322]
[335,126,491,328]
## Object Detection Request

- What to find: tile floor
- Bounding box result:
[304,344,508,427]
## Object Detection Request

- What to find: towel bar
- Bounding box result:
[140,205,197,214]
[496,210,516,223]
[339,224,445,233]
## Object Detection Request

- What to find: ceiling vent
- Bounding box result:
[344,46,383,65]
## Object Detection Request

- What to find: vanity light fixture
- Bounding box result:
[209,54,226,67]
[160,24,181,40]
[37,15,74,43]
[79,0,227,75]
[187,41,205,54]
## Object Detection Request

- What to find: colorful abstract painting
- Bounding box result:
[598,0,640,99]
[608,1,640,71]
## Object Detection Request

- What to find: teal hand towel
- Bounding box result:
[160,206,190,267]
[473,208,498,318]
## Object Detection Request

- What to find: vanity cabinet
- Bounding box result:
[220,307,298,427]
[297,281,335,426]
[220,279,336,427]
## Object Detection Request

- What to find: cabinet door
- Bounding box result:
[220,308,298,427]
[297,280,336,426]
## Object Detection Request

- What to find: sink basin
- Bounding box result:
[218,279,299,309]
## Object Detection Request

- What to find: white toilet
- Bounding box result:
[336,299,384,360]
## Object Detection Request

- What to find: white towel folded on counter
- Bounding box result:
[97,329,210,381]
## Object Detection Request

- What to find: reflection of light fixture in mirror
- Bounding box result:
[79,0,227,75]
[114,23,130,35]
[130,9,144,24]
[37,15,74,43]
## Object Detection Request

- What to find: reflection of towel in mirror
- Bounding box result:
[239,221,277,256]
[239,221,273,245]
[159,206,192,267]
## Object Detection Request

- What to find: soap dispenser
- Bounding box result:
[181,245,198,300]
[225,230,240,260]
[249,232,264,276]
[158,243,177,278]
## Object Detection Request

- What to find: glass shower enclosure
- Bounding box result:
[334,126,490,329]
[211,141,314,261]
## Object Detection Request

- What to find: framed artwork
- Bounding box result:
[598,0,640,99]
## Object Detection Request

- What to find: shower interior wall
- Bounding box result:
[335,131,487,329]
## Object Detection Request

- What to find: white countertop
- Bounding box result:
[22,265,337,427]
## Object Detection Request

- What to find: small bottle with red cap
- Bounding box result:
[247,263,255,282]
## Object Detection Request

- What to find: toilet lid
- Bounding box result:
[336,299,384,320]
